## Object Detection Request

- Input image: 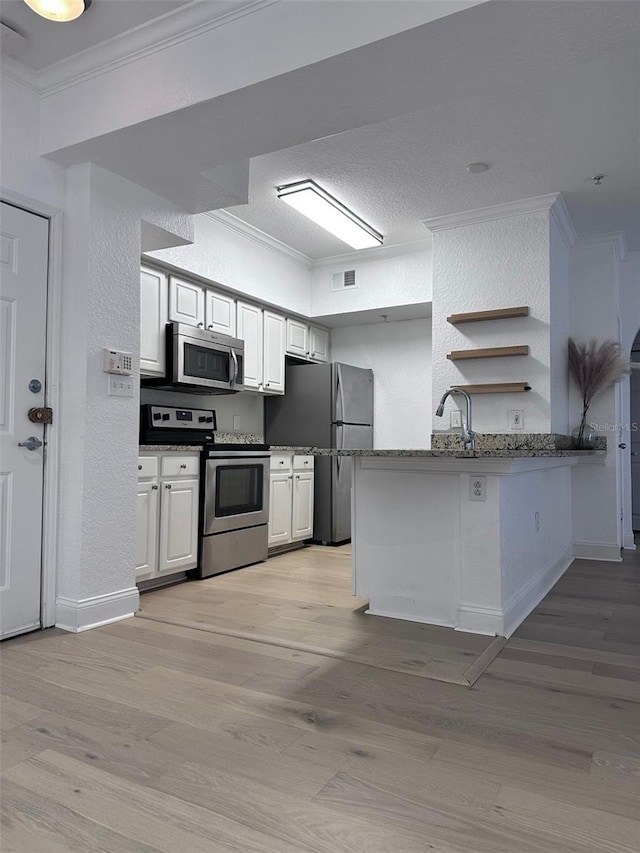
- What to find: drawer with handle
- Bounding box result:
[161,455,199,477]
[137,456,158,478]
[293,455,314,471]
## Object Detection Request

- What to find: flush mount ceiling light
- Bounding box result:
[467,163,489,173]
[277,180,383,250]
[23,0,91,22]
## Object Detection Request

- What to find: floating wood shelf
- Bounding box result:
[447,306,529,325]
[447,345,529,361]
[455,383,532,394]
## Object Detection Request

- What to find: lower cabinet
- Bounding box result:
[136,452,200,583]
[268,453,314,547]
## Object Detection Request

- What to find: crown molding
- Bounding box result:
[1,56,38,95]
[204,210,313,269]
[423,193,565,233]
[548,193,577,250]
[38,0,279,96]
[311,236,432,269]
[574,230,629,261]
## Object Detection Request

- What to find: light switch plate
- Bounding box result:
[233,414,240,430]
[108,375,134,397]
[450,411,462,429]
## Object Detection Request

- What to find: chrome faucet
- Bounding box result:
[435,387,475,450]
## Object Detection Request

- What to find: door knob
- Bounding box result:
[619,443,627,449]
[18,436,43,451]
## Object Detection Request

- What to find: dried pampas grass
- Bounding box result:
[568,338,626,447]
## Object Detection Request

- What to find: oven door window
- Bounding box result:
[215,465,264,517]
[183,343,230,383]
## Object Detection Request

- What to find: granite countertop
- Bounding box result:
[269,446,603,458]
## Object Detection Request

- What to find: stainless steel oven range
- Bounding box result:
[201,447,270,577]
[139,404,270,578]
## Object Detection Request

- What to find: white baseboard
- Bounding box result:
[622,533,637,551]
[365,606,454,630]
[573,542,622,562]
[56,587,139,633]
[455,605,503,636]
[501,545,574,637]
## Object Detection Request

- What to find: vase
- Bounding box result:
[571,425,596,449]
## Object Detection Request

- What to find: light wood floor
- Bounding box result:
[1,545,639,852]
[137,546,505,686]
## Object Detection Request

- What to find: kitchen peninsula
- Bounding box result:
[271,437,604,637]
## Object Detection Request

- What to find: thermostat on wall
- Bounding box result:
[103,349,133,376]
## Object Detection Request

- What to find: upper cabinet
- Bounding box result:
[169,275,205,327]
[141,265,328,390]
[140,266,168,377]
[309,326,330,362]
[237,301,285,394]
[205,289,236,336]
[286,319,330,362]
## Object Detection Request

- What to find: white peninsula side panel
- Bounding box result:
[352,456,575,637]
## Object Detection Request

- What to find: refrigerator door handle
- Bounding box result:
[336,365,346,425]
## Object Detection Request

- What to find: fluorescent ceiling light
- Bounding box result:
[23,0,91,22]
[277,180,383,250]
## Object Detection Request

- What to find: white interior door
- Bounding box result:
[631,369,640,531]
[0,202,49,638]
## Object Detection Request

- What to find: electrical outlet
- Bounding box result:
[535,511,540,532]
[469,476,487,502]
[509,410,524,430]
[233,414,240,430]
[108,375,134,397]
[450,411,462,429]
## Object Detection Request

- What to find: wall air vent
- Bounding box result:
[331,269,358,291]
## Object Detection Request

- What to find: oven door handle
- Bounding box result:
[230,348,238,389]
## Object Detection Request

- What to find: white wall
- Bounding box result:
[569,237,622,559]
[429,206,555,433]
[331,319,432,449]
[147,213,312,316]
[0,72,65,210]
[310,245,432,318]
[57,165,194,625]
[548,215,571,434]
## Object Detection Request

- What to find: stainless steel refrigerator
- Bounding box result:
[265,362,373,544]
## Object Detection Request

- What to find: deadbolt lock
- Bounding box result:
[28,406,53,425]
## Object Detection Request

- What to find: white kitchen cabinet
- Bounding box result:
[158,476,199,574]
[205,289,236,336]
[286,318,330,362]
[135,480,159,582]
[309,326,330,362]
[268,453,314,547]
[286,318,309,358]
[169,275,205,327]
[140,266,168,376]
[237,301,285,394]
[262,310,286,393]
[236,300,263,390]
[136,452,199,583]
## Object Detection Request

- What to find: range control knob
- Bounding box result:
[162,413,170,421]
[199,416,206,423]
[206,417,214,423]
[153,412,162,421]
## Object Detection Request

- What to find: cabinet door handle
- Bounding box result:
[207,324,214,329]
[138,464,142,470]
[197,322,204,328]
[295,474,300,479]
[265,383,270,388]
[311,352,316,357]
[180,463,187,469]
[152,484,158,490]
[165,484,172,489]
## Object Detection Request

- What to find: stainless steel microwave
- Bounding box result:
[142,322,245,394]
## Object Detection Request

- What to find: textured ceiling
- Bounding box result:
[227,36,639,258]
